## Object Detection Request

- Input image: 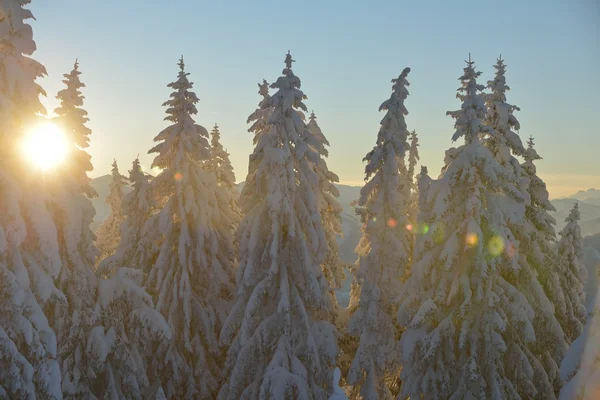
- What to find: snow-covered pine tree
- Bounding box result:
[486,58,567,393]
[0,1,63,398]
[246,79,272,145]
[559,292,600,400]
[406,130,420,227]
[47,59,101,399]
[555,202,587,343]
[397,57,559,400]
[346,67,413,399]
[143,57,235,399]
[520,136,568,393]
[49,61,169,400]
[96,158,155,278]
[95,159,128,263]
[406,130,419,192]
[219,52,337,400]
[485,57,527,166]
[306,111,345,321]
[205,123,241,229]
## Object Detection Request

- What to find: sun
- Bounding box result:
[22,122,69,170]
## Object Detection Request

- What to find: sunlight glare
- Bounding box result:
[22,122,69,170]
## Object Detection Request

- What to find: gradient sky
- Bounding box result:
[30,0,599,198]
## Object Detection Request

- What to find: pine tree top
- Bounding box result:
[210,123,221,146]
[524,136,542,162]
[162,55,200,123]
[446,56,490,144]
[54,59,91,148]
[150,57,209,170]
[565,201,581,224]
[109,159,128,186]
[363,67,411,180]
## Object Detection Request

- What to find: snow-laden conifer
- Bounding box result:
[95,160,128,262]
[397,57,559,400]
[555,202,587,343]
[206,123,241,229]
[246,79,272,145]
[559,293,600,400]
[520,137,568,393]
[49,62,169,400]
[143,57,235,399]
[486,59,567,393]
[346,67,413,399]
[306,111,345,320]
[97,158,155,278]
[406,130,420,227]
[485,57,526,166]
[406,130,419,192]
[0,1,62,397]
[219,52,337,400]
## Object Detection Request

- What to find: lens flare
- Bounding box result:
[387,218,397,228]
[466,233,478,247]
[406,224,413,232]
[174,172,183,181]
[488,236,505,256]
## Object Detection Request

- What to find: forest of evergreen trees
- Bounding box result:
[1,1,597,399]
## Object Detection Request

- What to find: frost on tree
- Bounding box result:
[143,57,235,399]
[555,202,587,343]
[346,67,413,400]
[306,111,345,322]
[397,57,559,400]
[219,52,337,400]
[95,159,128,263]
[246,79,272,145]
[559,293,600,400]
[0,1,62,398]
[49,62,168,400]
[97,158,156,278]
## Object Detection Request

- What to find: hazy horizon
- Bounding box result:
[30,0,599,198]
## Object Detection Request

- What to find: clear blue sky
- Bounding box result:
[31,0,599,197]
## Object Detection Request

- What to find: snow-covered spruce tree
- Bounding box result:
[142,57,236,399]
[306,111,345,321]
[206,124,236,188]
[246,79,272,145]
[0,1,63,398]
[485,57,567,394]
[559,293,600,400]
[95,159,128,263]
[49,61,169,400]
[406,130,420,226]
[555,202,587,343]
[484,57,527,168]
[345,67,413,400]
[520,136,568,393]
[205,123,241,228]
[397,57,559,400]
[96,158,155,278]
[219,52,337,400]
[406,130,419,192]
[47,59,101,399]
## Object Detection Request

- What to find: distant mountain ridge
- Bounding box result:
[90,175,600,307]
[90,175,600,249]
